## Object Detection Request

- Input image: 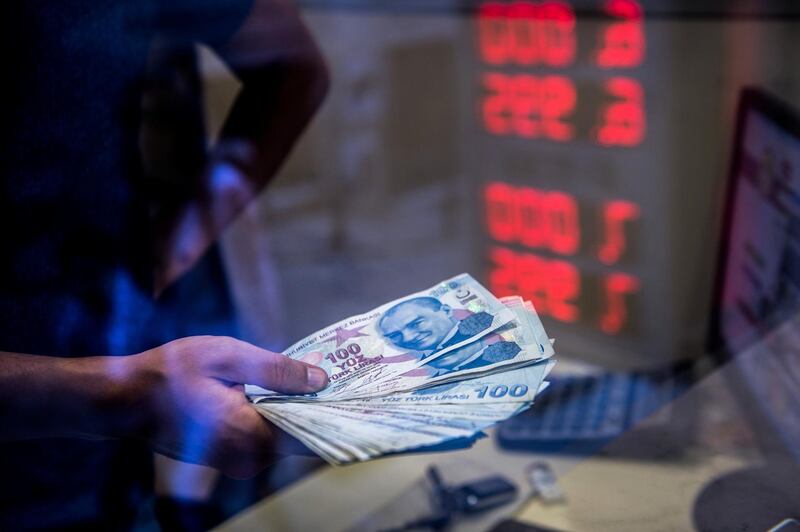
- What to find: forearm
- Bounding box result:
[215,0,329,182]
[195,54,328,247]
[0,352,153,441]
[0,337,328,476]
[215,43,329,194]
[152,0,329,292]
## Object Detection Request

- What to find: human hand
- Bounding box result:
[152,147,257,296]
[129,336,328,478]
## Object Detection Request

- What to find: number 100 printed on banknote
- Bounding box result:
[247,274,521,400]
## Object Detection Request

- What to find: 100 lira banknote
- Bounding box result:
[246,274,518,400]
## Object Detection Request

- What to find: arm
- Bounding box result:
[153,0,329,293]
[0,336,328,478]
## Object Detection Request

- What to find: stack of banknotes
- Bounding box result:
[246,274,555,465]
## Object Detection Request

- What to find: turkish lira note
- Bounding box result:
[246,273,516,400]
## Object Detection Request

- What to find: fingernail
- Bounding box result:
[307,367,329,390]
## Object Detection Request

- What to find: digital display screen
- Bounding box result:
[474,0,646,347]
[477,0,645,146]
[484,181,640,334]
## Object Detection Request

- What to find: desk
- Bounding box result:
[215,355,783,532]
[215,430,580,532]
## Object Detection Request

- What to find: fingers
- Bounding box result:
[210,337,329,394]
[144,337,322,479]
[153,393,279,479]
[214,407,278,479]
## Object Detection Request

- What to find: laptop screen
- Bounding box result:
[712,88,800,355]
[709,88,800,461]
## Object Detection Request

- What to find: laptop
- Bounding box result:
[706,87,800,462]
[497,88,800,456]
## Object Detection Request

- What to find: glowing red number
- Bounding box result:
[482,73,513,135]
[539,1,576,67]
[508,1,540,65]
[540,75,577,141]
[488,247,580,322]
[599,273,640,334]
[605,0,642,19]
[596,77,645,147]
[477,1,575,67]
[488,246,519,299]
[478,2,510,65]
[518,187,547,248]
[485,182,580,255]
[545,191,580,255]
[485,182,518,242]
[547,259,580,322]
[598,200,640,264]
[511,74,540,137]
[482,74,575,142]
[486,183,580,254]
[516,251,548,311]
[596,0,645,68]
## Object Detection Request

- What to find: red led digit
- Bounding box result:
[485,182,580,255]
[485,181,518,242]
[517,186,547,248]
[488,246,519,299]
[599,273,640,334]
[596,22,645,68]
[508,1,541,65]
[476,1,575,67]
[545,191,580,255]
[596,0,645,68]
[511,74,541,138]
[482,73,513,135]
[478,2,511,65]
[596,77,645,147]
[516,251,548,311]
[598,200,640,264]
[605,0,643,19]
[516,251,580,321]
[546,259,580,322]
[488,246,581,322]
[540,75,576,141]
[512,74,578,141]
[539,0,576,67]
[481,74,576,141]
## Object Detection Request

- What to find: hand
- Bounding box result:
[130,336,328,478]
[152,151,257,296]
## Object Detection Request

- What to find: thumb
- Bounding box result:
[259,352,329,394]
[213,339,329,394]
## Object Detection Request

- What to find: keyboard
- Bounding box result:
[497,368,688,454]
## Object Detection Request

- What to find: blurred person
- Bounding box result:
[0,0,329,529]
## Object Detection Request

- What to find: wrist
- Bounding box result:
[69,351,165,440]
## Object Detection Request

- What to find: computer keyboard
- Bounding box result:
[497,369,687,454]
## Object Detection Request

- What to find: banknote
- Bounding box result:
[247,275,557,465]
[348,299,554,398]
[264,401,540,464]
[260,402,479,461]
[345,359,554,406]
[246,274,516,400]
[255,364,552,464]
[259,401,535,464]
